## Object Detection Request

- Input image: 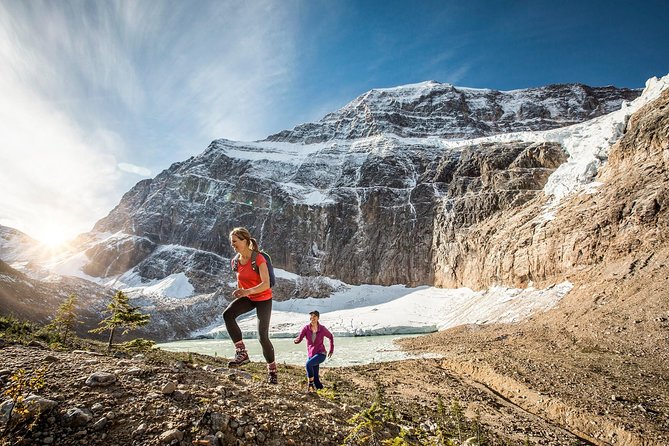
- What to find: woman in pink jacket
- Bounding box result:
[294,310,334,392]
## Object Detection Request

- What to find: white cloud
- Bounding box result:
[443,63,472,85]
[118,162,152,177]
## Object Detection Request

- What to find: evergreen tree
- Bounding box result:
[90,291,150,350]
[47,294,79,343]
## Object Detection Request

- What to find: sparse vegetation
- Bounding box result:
[316,386,337,400]
[1,366,49,439]
[450,398,464,443]
[344,401,395,445]
[0,315,35,342]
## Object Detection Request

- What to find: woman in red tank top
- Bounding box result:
[223,227,277,384]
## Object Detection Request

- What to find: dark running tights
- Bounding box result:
[223,297,275,363]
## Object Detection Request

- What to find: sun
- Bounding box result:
[35,226,72,248]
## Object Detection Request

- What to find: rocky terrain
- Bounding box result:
[401,254,669,445]
[0,341,353,446]
[0,338,599,446]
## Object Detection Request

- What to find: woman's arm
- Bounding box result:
[294,326,306,344]
[324,326,334,357]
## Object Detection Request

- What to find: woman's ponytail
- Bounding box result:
[250,237,259,252]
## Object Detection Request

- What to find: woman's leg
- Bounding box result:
[305,356,316,389]
[313,364,322,389]
[255,299,275,364]
[223,297,255,367]
[305,354,326,389]
[223,297,255,342]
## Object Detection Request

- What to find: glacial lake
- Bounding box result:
[156,334,437,367]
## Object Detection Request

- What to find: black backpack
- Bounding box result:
[231,250,276,288]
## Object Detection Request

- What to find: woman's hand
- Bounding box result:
[232,288,248,298]
[327,352,333,359]
[293,337,300,344]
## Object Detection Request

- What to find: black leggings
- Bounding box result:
[223,297,275,363]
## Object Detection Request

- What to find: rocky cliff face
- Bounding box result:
[85,138,566,287]
[433,87,669,289]
[80,82,641,290]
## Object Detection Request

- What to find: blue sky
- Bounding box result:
[1,0,668,243]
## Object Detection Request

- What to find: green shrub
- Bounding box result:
[120,338,156,352]
[0,315,35,340]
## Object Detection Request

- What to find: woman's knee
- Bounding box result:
[258,332,272,347]
[223,307,237,324]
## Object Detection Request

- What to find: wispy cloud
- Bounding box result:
[443,63,472,86]
[169,2,299,142]
[118,163,151,176]
[0,0,301,242]
[0,71,122,241]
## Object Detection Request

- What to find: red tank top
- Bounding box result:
[236,253,272,302]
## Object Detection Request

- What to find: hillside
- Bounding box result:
[402,87,669,444]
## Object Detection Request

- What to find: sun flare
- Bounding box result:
[36,226,72,248]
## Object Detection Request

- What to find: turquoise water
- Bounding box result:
[157,334,434,367]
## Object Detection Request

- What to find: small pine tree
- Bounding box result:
[451,399,464,444]
[90,291,150,350]
[47,294,79,343]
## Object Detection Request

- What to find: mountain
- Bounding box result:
[78,82,641,289]
[0,224,43,264]
[266,81,640,142]
[0,259,110,335]
[402,82,669,446]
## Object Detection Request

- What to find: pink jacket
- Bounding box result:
[296,323,334,358]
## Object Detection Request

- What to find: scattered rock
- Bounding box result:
[63,407,93,427]
[172,390,187,401]
[72,350,104,356]
[161,382,177,395]
[125,367,143,376]
[91,416,108,431]
[210,412,229,432]
[158,428,184,443]
[132,422,148,437]
[85,372,117,387]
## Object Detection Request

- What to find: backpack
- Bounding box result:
[231,250,276,288]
